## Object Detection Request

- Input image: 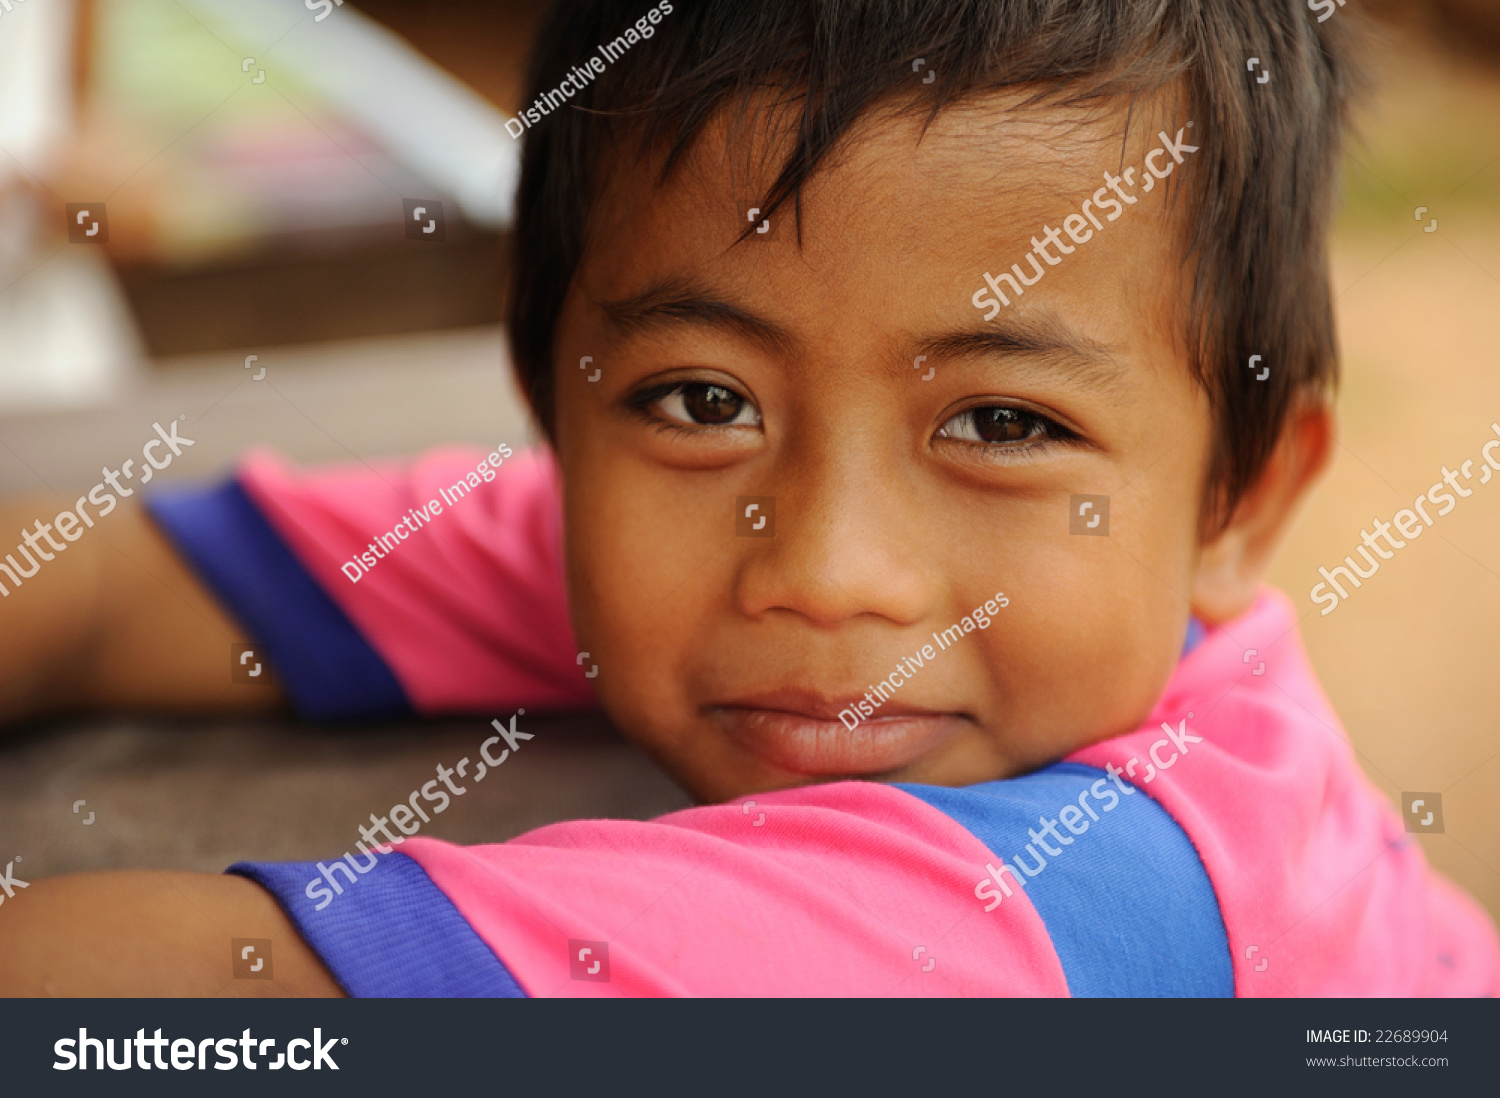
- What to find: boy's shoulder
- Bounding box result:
[1069,588,1498,996]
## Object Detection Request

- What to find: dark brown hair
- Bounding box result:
[507,0,1362,523]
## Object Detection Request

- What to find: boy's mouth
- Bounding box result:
[706,690,965,777]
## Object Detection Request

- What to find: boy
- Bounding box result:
[1,0,1495,996]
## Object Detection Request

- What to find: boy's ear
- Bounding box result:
[1190,399,1335,624]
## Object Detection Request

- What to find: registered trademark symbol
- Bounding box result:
[341,1038,348,1044]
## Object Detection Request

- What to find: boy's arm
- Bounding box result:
[0,871,339,997]
[0,498,284,725]
[2,444,587,726]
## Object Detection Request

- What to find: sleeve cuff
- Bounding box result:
[228,852,527,998]
[146,476,411,721]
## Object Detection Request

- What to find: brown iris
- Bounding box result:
[681,383,745,424]
[970,407,1036,443]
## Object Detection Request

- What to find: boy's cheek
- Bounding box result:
[562,468,728,687]
[980,565,1187,734]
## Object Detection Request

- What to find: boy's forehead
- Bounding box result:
[598,93,1167,221]
[579,92,1188,354]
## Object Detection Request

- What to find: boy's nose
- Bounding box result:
[731,452,932,629]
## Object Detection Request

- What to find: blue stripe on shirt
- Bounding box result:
[1182,616,1207,658]
[899,763,1233,997]
[229,852,527,997]
[146,478,410,721]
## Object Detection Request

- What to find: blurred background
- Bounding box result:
[0,0,1497,930]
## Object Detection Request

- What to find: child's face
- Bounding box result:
[550,97,1219,802]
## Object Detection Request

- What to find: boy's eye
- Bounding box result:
[936,406,1057,445]
[649,382,762,428]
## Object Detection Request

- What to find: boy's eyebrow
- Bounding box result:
[598,278,797,359]
[914,317,1128,393]
[599,282,1127,392]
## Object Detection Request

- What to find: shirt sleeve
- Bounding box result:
[230,781,1073,998]
[146,445,594,721]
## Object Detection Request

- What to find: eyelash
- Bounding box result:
[624,381,1079,455]
[934,406,1079,456]
[624,381,762,433]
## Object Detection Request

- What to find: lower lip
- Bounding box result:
[710,707,962,777]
